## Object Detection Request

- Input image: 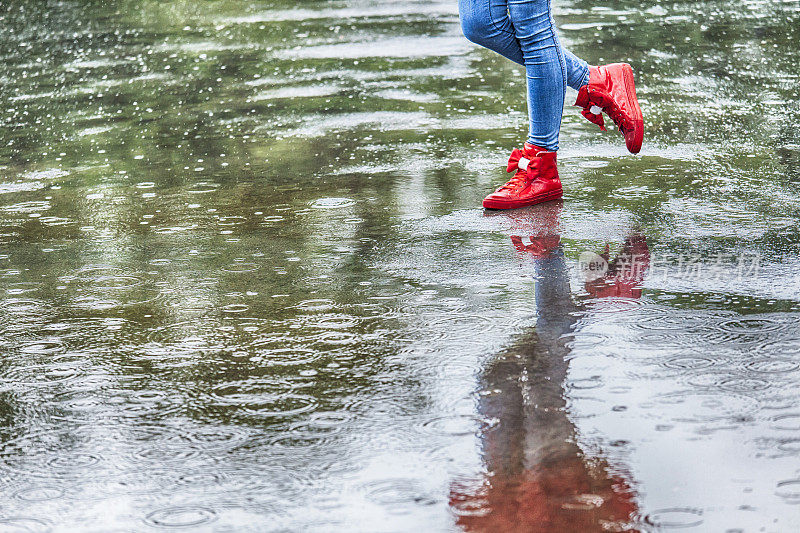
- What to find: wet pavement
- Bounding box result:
[1,0,800,531]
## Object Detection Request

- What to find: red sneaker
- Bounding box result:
[575,63,644,154]
[482,144,563,210]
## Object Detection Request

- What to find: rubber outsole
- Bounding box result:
[482,189,563,210]
[620,64,644,154]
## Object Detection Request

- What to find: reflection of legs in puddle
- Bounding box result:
[458,0,645,211]
[451,208,644,531]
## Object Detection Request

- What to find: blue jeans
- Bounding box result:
[459,0,590,151]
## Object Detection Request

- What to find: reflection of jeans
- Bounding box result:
[458,0,590,151]
[533,247,575,338]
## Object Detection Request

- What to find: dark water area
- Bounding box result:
[1,0,800,530]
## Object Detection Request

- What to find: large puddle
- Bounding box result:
[1,0,800,530]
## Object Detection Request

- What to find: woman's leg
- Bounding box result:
[507,0,568,151]
[564,48,590,90]
[459,0,590,91]
[459,0,524,64]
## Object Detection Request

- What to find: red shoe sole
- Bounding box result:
[620,63,644,154]
[482,189,563,210]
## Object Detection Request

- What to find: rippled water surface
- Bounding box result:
[1,0,800,530]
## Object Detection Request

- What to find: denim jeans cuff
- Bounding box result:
[579,66,590,88]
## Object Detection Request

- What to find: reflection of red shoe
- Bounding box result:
[585,235,650,298]
[511,235,561,259]
[575,63,644,154]
[483,144,562,210]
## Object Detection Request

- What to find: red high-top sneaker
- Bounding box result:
[575,63,644,154]
[482,144,563,210]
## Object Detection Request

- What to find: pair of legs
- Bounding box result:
[462,0,644,209]
[459,0,590,151]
